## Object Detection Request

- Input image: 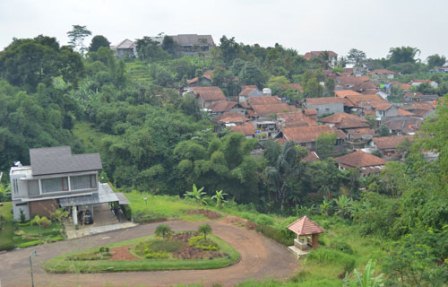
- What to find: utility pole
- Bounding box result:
[29,250,37,287]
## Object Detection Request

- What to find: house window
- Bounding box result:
[13,179,18,194]
[27,180,40,197]
[41,177,68,193]
[70,174,97,190]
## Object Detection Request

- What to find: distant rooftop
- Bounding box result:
[30,146,102,176]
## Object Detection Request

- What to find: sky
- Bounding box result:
[0,0,447,60]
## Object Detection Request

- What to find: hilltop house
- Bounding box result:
[112,39,138,59]
[304,51,338,67]
[335,150,385,176]
[168,34,215,55]
[10,147,126,224]
[304,97,345,116]
[185,86,227,109]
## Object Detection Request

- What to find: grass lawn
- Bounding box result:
[44,234,240,273]
[0,201,64,250]
[0,202,14,250]
[124,192,385,286]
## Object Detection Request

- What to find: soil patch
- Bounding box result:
[187,209,222,219]
[110,246,138,261]
[223,216,257,230]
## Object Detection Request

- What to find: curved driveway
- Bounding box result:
[0,220,298,287]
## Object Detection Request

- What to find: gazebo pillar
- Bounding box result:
[311,234,319,248]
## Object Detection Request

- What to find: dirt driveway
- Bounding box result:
[0,219,298,287]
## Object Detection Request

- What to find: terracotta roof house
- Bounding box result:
[239,85,263,102]
[335,150,386,175]
[305,97,345,116]
[251,103,297,117]
[402,102,435,118]
[187,86,226,109]
[247,96,282,106]
[288,216,324,254]
[168,34,215,55]
[372,135,413,159]
[391,81,412,91]
[335,90,362,98]
[383,116,423,135]
[217,112,248,125]
[277,112,317,128]
[304,51,338,67]
[369,69,396,80]
[346,128,375,145]
[320,113,369,129]
[283,125,345,149]
[208,100,237,114]
[187,70,214,87]
[230,122,256,138]
[113,39,137,59]
[336,76,377,94]
[302,151,320,163]
[9,147,126,223]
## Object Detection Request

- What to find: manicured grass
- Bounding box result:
[0,202,64,250]
[126,192,211,222]
[44,234,240,273]
[0,202,15,250]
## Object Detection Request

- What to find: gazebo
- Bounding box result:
[288,216,324,256]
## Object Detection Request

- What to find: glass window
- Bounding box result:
[41,177,68,193]
[70,174,97,190]
[27,180,40,197]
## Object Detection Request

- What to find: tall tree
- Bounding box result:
[388,46,420,64]
[89,35,110,52]
[427,54,446,69]
[347,48,366,67]
[67,25,92,55]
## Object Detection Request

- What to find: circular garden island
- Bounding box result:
[44,224,240,273]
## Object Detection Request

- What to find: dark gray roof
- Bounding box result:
[30,146,102,176]
[169,34,215,47]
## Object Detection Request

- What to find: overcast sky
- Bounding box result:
[0,0,446,60]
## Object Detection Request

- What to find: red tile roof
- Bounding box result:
[288,216,324,235]
[370,69,396,75]
[277,112,317,127]
[304,109,317,116]
[190,86,226,102]
[320,113,369,129]
[335,150,386,168]
[343,94,387,108]
[302,151,320,163]
[186,70,214,85]
[230,122,256,136]
[304,51,337,60]
[248,96,282,105]
[335,90,363,98]
[371,102,392,111]
[373,136,413,150]
[306,97,345,105]
[397,108,414,117]
[283,125,345,143]
[217,112,248,124]
[252,103,297,116]
[346,128,375,140]
[239,85,261,97]
[208,101,237,113]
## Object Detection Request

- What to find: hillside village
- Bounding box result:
[1,27,448,287]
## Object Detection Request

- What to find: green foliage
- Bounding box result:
[316,132,337,159]
[388,46,420,64]
[88,35,110,52]
[188,235,218,251]
[427,54,446,69]
[307,247,356,274]
[155,224,173,239]
[343,260,385,287]
[30,215,51,228]
[67,247,111,261]
[67,25,91,54]
[211,190,227,208]
[255,224,295,246]
[185,184,207,205]
[198,224,212,240]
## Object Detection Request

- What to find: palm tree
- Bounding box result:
[185,184,207,205]
[211,190,227,208]
[198,224,212,240]
[155,224,172,239]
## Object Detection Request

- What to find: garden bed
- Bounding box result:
[44,231,240,273]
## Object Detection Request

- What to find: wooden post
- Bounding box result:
[311,234,319,248]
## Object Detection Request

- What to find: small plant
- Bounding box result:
[211,190,227,208]
[155,224,172,239]
[144,250,170,259]
[188,235,218,251]
[19,209,26,223]
[198,224,212,240]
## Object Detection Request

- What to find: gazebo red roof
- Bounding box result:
[288,216,324,236]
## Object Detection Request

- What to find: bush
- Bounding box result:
[132,211,166,223]
[328,240,354,255]
[255,224,295,246]
[67,248,111,261]
[307,247,356,273]
[30,215,51,228]
[148,240,182,253]
[144,250,169,259]
[188,235,219,251]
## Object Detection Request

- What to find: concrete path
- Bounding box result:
[0,219,298,287]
